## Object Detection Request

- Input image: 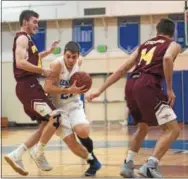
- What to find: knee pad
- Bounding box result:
[53,114,61,129]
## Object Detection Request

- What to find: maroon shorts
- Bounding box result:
[16,77,55,122]
[125,73,168,126]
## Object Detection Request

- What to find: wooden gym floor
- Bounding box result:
[1,123,188,178]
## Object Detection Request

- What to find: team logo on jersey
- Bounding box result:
[31,45,38,53]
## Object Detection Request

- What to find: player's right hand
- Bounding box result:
[86,92,100,102]
[167,89,176,107]
[68,80,88,94]
[42,68,52,77]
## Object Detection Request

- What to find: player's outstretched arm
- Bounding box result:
[86,48,139,102]
[39,40,60,59]
[15,35,44,74]
[163,42,181,107]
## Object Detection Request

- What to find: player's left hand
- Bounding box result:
[49,40,60,52]
[86,92,101,102]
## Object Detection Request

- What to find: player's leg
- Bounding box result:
[24,121,48,148]
[120,79,148,178]
[120,114,148,178]
[70,101,102,176]
[139,105,180,178]
[56,123,89,159]
[4,82,59,175]
[64,134,89,159]
[30,113,61,171]
[23,85,60,171]
[152,120,180,159]
[56,108,101,176]
[4,113,48,176]
[73,124,102,176]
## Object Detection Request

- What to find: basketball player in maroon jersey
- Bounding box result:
[3,10,75,176]
[87,18,181,178]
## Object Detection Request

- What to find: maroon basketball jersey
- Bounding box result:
[131,35,172,82]
[13,32,42,81]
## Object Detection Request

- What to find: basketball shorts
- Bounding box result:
[125,73,177,126]
[55,99,89,139]
[16,78,58,123]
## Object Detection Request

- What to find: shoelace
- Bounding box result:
[37,154,48,166]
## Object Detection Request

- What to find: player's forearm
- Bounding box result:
[98,70,123,94]
[98,58,135,94]
[16,60,43,74]
[163,56,174,91]
[39,49,52,59]
[44,84,70,94]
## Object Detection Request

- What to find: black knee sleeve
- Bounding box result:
[52,114,61,129]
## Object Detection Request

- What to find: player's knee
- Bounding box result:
[49,114,61,129]
[74,124,89,138]
[163,120,180,139]
[170,124,180,139]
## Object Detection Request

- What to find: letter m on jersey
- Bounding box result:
[139,46,156,65]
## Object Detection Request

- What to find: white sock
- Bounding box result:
[126,150,137,162]
[14,144,28,159]
[148,156,159,164]
[34,142,46,156]
[87,153,94,161]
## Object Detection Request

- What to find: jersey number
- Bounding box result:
[59,80,73,100]
[139,46,156,65]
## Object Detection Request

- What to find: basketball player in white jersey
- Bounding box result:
[42,41,102,176]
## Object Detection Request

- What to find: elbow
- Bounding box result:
[164,56,173,62]
[116,69,125,77]
[16,61,25,69]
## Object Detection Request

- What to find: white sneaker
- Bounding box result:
[30,148,52,171]
[139,159,163,178]
[120,160,135,178]
[4,152,28,176]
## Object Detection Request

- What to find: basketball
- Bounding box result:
[70,71,92,92]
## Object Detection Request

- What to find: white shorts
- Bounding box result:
[155,104,177,125]
[55,99,89,139]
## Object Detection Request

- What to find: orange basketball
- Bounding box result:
[70,72,92,93]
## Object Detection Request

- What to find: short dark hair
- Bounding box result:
[64,41,80,54]
[156,18,175,37]
[19,10,39,26]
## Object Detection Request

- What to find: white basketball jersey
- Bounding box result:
[50,56,80,106]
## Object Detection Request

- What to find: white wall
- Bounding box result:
[2,1,185,22]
